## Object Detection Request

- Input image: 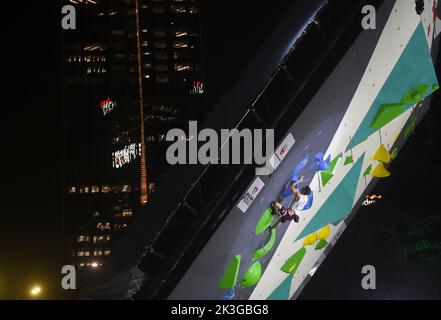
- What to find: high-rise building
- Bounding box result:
[63,0,205,289]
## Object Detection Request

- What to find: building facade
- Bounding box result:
[63,0,205,289]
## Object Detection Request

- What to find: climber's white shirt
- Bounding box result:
[292,194,308,212]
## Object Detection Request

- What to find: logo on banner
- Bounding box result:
[237,177,265,213]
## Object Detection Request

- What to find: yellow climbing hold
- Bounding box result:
[317,225,330,241]
[372,162,391,178]
[372,144,391,163]
[302,232,317,246]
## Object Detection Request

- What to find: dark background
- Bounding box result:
[0,0,440,299]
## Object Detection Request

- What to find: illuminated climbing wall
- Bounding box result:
[250,0,440,300]
[169,0,440,301]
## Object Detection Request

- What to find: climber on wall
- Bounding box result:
[268,175,312,231]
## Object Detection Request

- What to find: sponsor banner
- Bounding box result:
[237,177,265,213]
[275,133,295,162]
[269,153,281,171]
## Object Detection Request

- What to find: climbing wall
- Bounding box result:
[169,0,440,301]
[249,0,440,300]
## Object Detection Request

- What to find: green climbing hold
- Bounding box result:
[280,247,307,274]
[414,83,429,96]
[344,156,353,166]
[315,239,328,251]
[320,155,339,187]
[363,164,373,177]
[219,255,241,289]
[320,171,334,187]
[327,155,340,173]
[253,229,277,260]
[391,148,398,160]
[255,208,275,235]
[401,84,429,104]
[370,103,405,130]
[241,261,263,288]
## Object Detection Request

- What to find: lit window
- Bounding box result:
[97,222,111,231]
[173,40,189,48]
[113,223,128,230]
[93,235,111,243]
[102,186,112,193]
[83,43,106,51]
[104,250,111,256]
[170,4,187,13]
[122,209,133,217]
[67,186,76,194]
[77,235,90,243]
[79,186,89,194]
[94,250,103,256]
[90,262,102,268]
[76,251,90,257]
[188,5,198,14]
[91,186,100,193]
[175,31,188,38]
[174,63,191,72]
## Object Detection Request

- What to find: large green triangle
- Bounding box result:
[321,171,334,187]
[320,155,340,187]
[327,155,340,173]
[346,23,438,151]
[267,275,293,300]
[370,103,405,130]
[296,154,365,241]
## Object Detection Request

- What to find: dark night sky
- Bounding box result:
[0,0,440,299]
[1,2,63,299]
